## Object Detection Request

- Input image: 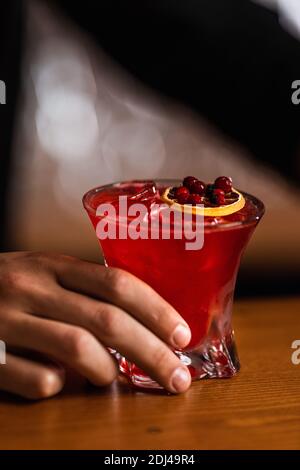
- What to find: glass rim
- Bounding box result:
[83,179,265,229]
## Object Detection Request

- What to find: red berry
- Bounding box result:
[211,189,225,205]
[214,176,232,193]
[213,188,225,197]
[183,176,198,190]
[177,194,190,204]
[187,194,203,205]
[167,187,176,199]
[175,186,190,204]
[190,180,206,195]
[205,183,215,196]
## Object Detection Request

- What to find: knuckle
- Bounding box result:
[152,345,173,371]
[57,254,78,265]
[63,328,91,362]
[24,251,50,268]
[26,251,76,269]
[97,306,119,339]
[0,252,54,299]
[1,270,28,294]
[151,304,172,325]
[30,370,64,400]
[106,268,129,298]
[25,251,45,262]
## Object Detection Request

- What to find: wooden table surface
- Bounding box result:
[0,297,299,450]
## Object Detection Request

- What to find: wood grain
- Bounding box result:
[0,297,299,450]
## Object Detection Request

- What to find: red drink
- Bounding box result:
[83,179,264,388]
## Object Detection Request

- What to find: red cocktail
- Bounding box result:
[83,178,264,388]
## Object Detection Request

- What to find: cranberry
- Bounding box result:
[183,176,198,190]
[175,186,190,204]
[205,183,215,196]
[190,180,206,195]
[213,188,225,197]
[167,187,176,199]
[187,194,203,205]
[214,176,232,194]
[227,191,239,201]
[211,188,225,206]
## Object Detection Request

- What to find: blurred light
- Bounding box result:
[32,39,99,161]
[253,0,300,40]
[102,121,166,180]
[53,155,106,214]
[278,0,300,39]
[31,39,97,100]
[36,88,99,161]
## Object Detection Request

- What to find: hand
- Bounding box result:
[0,252,191,399]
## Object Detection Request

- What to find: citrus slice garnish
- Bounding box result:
[161,187,245,216]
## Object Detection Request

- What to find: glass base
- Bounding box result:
[114,330,240,390]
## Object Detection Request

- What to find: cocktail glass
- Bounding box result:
[83,179,264,389]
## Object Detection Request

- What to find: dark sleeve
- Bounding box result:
[0,0,24,250]
[52,0,300,183]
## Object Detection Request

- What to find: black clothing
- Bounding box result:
[1,0,300,250]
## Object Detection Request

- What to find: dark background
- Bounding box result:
[1,0,300,296]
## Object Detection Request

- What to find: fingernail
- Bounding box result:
[170,367,191,393]
[172,324,191,349]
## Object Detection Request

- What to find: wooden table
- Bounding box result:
[0,297,299,450]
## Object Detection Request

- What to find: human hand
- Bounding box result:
[0,252,191,399]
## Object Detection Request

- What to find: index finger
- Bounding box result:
[54,256,191,350]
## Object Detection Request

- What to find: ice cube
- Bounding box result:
[128,181,157,202]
